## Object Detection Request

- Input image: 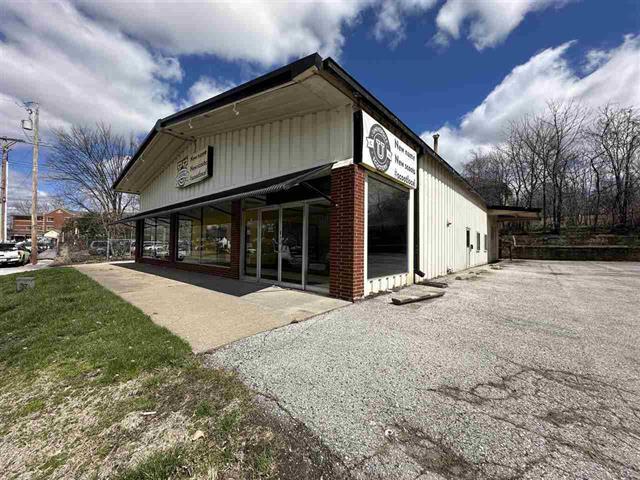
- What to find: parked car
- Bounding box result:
[89,240,108,255]
[0,242,29,266]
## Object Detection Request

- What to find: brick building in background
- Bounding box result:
[10,208,77,240]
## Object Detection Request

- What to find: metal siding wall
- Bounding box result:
[417,154,489,279]
[140,105,353,211]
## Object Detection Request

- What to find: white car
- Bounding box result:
[0,242,29,266]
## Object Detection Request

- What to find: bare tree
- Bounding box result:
[462,100,640,232]
[513,113,555,229]
[542,101,588,231]
[12,198,57,216]
[463,150,512,205]
[48,123,139,234]
[585,105,640,227]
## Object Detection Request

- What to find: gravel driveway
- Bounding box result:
[206,261,640,479]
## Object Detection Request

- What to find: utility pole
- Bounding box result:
[22,102,40,264]
[30,104,39,264]
[0,137,25,242]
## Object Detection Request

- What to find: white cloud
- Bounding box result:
[0,0,183,137]
[184,77,237,107]
[434,0,572,50]
[374,0,437,46]
[0,0,427,141]
[3,166,51,215]
[422,35,640,169]
[77,0,372,66]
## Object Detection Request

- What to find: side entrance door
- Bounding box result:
[465,228,471,268]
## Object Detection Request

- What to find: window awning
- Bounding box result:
[112,162,335,225]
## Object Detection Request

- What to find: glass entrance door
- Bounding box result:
[280,207,304,285]
[260,210,279,281]
[243,201,330,292]
[306,203,330,290]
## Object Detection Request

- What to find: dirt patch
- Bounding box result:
[0,362,348,480]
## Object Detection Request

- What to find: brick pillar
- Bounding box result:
[330,164,365,301]
[229,200,242,279]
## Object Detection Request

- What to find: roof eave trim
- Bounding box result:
[113,53,323,191]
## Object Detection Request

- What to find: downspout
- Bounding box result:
[414,148,425,281]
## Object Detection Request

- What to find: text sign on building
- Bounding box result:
[176,146,214,188]
[356,110,417,189]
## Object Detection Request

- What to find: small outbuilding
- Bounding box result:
[114,54,536,301]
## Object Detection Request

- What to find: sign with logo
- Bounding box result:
[355,110,417,188]
[176,146,214,188]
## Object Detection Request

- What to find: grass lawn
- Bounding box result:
[0,267,339,479]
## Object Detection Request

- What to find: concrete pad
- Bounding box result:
[73,262,348,353]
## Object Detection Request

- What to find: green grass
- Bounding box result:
[18,398,46,417]
[115,447,187,480]
[194,400,215,418]
[0,268,190,385]
[0,267,293,480]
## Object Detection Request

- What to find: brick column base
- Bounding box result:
[330,164,365,301]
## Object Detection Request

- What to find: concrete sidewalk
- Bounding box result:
[74,262,348,353]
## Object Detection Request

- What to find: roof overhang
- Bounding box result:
[114,53,350,194]
[114,52,486,206]
[488,206,541,221]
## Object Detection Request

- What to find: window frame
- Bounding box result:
[142,216,171,261]
[365,173,410,280]
[175,204,232,268]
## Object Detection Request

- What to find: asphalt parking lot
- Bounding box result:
[207,260,640,479]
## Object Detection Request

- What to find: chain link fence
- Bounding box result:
[57,234,136,264]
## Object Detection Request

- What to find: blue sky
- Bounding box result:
[1,0,638,212]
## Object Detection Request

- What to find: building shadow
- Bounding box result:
[112,261,274,297]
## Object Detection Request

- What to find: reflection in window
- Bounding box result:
[307,203,331,287]
[177,209,202,263]
[244,210,258,276]
[176,203,231,267]
[202,206,232,266]
[142,216,170,260]
[367,176,408,279]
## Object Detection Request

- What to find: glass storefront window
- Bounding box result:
[201,206,232,267]
[176,203,232,267]
[142,216,171,260]
[307,203,330,288]
[177,208,202,263]
[260,210,279,281]
[367,176,409,279]
[244,210,258,276]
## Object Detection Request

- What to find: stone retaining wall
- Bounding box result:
[507,245,640,261]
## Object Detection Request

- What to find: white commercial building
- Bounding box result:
[114,54,537,301]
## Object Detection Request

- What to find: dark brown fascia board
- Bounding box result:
[319,57,487,206]
[112,53,323,191]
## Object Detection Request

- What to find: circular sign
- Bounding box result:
[366,124,391,172]
[176,167,189,187]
